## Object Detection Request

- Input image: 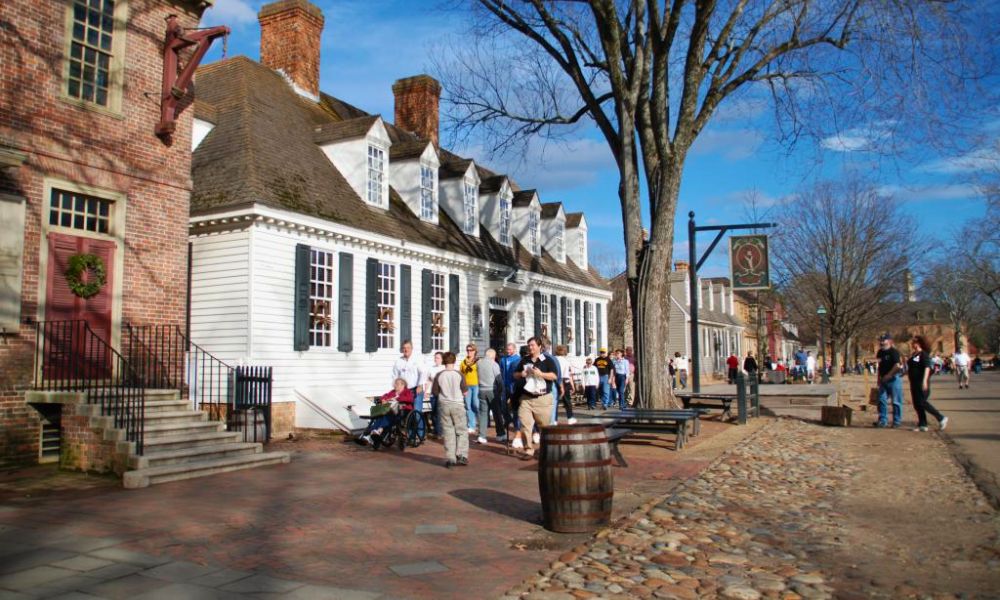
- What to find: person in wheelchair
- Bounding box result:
[360,378,413,448]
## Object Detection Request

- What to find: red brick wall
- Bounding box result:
[60,405,129,475]
[392,75,442,145]
[0,0,207,464]
[259,0,324,98]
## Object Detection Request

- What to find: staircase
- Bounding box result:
[123,390,289,489]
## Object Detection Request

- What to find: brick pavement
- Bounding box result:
[0,418,747,599]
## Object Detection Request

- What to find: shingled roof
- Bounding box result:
[191,56,606,290]
[512,190,538,208]
[540,202,563,219]
[566,212,584,227]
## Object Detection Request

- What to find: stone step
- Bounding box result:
[130,442,262,469]
[141,410,208,426]
[144,399,192,414]
[124,451,290,489]
[142,430,243,451]
[143,420,225,439]
[144,389,182,402]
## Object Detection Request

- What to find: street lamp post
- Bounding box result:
[817,305,829,384]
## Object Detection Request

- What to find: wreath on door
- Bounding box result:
[65,253,107,299]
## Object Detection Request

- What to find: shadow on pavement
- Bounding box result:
[450,488,542,524]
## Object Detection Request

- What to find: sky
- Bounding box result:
[199,0,999,278]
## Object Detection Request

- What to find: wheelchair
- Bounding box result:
[362,401,426,451]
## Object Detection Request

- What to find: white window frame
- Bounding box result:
[377,261,396,350]
[49,188,113,234]
[516,311,526,342]
[309,249,335,347]
[555,223,565,261]
[499,192,512,246]
[578,234,586,264]
[463,179,478,234]
[430,271,446,351]
[367,144,387,207]
[564,299,574,349]
[63,0,127,114]
[420,162,437,221]
[539,293,550,338]
[528,209,540,255]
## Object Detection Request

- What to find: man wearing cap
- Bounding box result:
[593,348,613,409]
[875,333,905,428]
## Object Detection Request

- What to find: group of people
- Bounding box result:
[364,339,636,467]
[874,333,949,432]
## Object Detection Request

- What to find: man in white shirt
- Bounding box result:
[953,348,971,389]
[674,352,689,389]
[806,351,817,384]
[392,340,426,411]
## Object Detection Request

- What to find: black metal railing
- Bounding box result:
[124,324,272,442]
[34,320,145,454]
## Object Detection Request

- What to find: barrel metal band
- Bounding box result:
[543,438,608,446]
[544,491,614,501]
[541,459,613,468]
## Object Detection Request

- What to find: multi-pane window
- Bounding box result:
[528,210,540,255]
[499,194,512,246]
[420,163,436,220]
[565,300,574,349]
[367,145,386,206]
[377,262,396,349]
[463,181,478,234]
[555,224,565,260]
[578,234,586,264]
[516,311,526,342]
[584,303,594,354]
[430,272,446,351]
[309,250,335,347]
[49,189,111,234]
[539,293,549,338]
[67,0,117,107]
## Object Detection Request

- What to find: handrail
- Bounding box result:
[34,320,145,454]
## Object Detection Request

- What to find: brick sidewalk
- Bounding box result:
[0,419,747,599]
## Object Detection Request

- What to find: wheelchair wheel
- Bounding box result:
[396,424,406,451]
[404,410,425,447]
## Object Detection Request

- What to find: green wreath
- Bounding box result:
[65,253,107,299]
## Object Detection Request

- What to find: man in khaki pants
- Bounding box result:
[514,336,559,460]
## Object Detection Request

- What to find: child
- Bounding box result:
[360,378,413,446]
[581,358,599,409]
[432,352,469,468]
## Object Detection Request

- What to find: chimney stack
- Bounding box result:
[674,260,689,272]
[393,75,441,145]
[259,0,324,99]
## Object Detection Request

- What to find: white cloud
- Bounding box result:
[917,144,1000,175]
[877,183,982,202]
[203,0,258,26]
[691,128,765,160]
[819,121,897,153]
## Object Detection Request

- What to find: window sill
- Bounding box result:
[58,94,125,120]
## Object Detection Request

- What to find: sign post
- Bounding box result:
[688,212,776,393]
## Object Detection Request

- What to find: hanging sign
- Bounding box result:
[730,235,770,290]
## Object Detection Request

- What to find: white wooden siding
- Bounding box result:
[189,230,251,359]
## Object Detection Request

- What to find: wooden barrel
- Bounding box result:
[538,424,614,533]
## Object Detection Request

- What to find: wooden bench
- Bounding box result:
[605,427,632,467]
[676,393,735,421]
[600,410,699,449]
[603,408,706,438]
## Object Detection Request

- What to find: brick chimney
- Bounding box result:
[393,75,441,145]
[674,260,689,272]
[259,0,324,99]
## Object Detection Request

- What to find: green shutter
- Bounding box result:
[293,244,311,351]
[574,299,582,355]
[533,290,542,338]
[560,296,568,349]
[584,300,592,355]
[399,265,411,349]
[365,258,378,352]
[337,252,353,352]
[550,294,558,345]
[596,302,603,353]
[421,269,432,352]
[448,274,460,353]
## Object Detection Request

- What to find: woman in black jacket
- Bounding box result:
[907,335,948,432]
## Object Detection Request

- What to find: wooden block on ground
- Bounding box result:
[821,405,853,427]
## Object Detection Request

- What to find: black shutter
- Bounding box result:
[293,244,311,351]
[584,300,592,355]
[533,290,542,338]
[337,252,353,352]
[365,258,378,353]
[596,302,603,353]
[575,299,582,355]
[421,269,432,352]
[448,274,460,353]
[399,265,411,349]
[560,297,568,350]
[549,294,558,345]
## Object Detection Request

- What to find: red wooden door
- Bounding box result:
[44,233,116,380]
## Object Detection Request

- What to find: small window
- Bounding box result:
[309,249,335,347]
[66,0,119,107]
[555,224,564,260]
[499,193,512,246]
[367,145,386,206]
[584,303,594,354]
[539,293,550,337]
[528,210,540,255]
[578,234,586,263]
[420,163,436,220]
[516,311,526,342]
[430,271,446,351]
[377,262,396,349]
[564,300,574,349]
[49,189,112,234]
[463,180,478,234]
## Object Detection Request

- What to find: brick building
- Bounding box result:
[0,0,215,466]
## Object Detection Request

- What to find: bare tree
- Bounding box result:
[435,1,995,408]
[920,262,990,351]
[772,177,915,369]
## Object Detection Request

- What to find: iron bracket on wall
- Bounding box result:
[156,15,229,145]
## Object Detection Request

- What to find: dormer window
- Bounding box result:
[528,209,540,255]
[578,234,586,264]
[463,180,478,234]
[420,162,437,220]
[367,144,387,206]
[499,193,512,246]
[555,224,564,261]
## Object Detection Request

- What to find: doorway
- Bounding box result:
[489,309,508,354]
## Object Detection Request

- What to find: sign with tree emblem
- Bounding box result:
[730,235,770,290]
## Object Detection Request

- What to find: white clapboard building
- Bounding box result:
[187,0,610,429]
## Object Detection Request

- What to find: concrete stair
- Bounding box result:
[124,389,289,489]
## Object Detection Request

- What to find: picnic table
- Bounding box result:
[675,392,736,421]
[576,408,701,450]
